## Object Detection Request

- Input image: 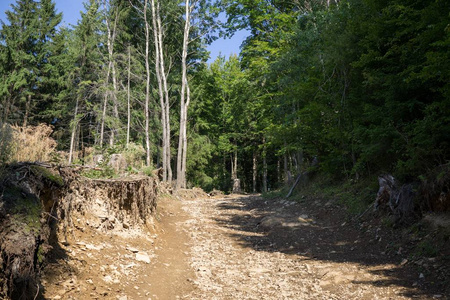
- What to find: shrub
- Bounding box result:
[122,143,146,169]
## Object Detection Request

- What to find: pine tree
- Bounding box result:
[68,0,103,163]
[0,0,40,126]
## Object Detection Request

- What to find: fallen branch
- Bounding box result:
[286,172,305,198]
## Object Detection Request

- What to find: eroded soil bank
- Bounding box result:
[43,193,448,299]
[0,164,158,299]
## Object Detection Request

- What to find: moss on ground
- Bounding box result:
[2,185,42,235]
[30,165,64,187]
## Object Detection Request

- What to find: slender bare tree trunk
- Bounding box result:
[177,101,186,188]
[263,138,267,192]
[277,158,281,184]
[100,63,111,147]
[176,0,192,189]
[110,61,119,146]
[151,0,168,181]
[181,82,190,183]
[106,4,119,146]
[69,97,80,164]
[126,45,131,148]
[143,0,152,166]
[232,149,238,179]
[283,141,289,184]
[252,151,257,193]
[156,0,172,182]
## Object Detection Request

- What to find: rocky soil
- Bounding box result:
[41,193,448,299]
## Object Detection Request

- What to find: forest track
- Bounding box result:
[182,195,445,300]
[42,194,447,299]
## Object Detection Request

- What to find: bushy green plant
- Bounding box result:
[82,166,117,179]
[141,165,154,177]
[122,143,146,169]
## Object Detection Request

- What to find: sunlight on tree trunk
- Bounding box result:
[143,0,152,166]
[177,0,192,189]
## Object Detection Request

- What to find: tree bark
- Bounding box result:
[151,0,167,181]
[157,1,172,182]
[176,0,192,189]
[263,145,268,193]
[106,4,119,146]
[100,63,111,147]
[181,82,190,184]
[69,97,80,165]
[151,0,172,182]
[252,151,257,193]
[126,45,131,148]
[143,0,152,166]
[283,141,288,185]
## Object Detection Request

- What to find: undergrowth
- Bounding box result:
[82,166,117,179]
[263,174,379,216]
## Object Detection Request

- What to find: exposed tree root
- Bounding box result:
[0,163,159,299]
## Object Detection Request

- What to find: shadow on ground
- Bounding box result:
[214,195,447,299]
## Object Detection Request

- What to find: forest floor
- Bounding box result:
[42,193,449,299]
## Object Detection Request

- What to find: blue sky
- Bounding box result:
[0,0,247,63]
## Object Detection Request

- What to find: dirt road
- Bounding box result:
[42,194,446,299]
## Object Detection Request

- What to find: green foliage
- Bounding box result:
[0,0,448,199]
[122,143,146,169]
[0,0,63,125]
[82,166,117,179]
[141,165,154,177]
[30,166,64,187]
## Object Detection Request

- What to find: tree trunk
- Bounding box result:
[176,0,191,189]
[151,0,167,181]
[100,64,111,147]
[277,158,281,185]
[181,83,190,184]
[283,141,288,184]
[157,1,172,182]
[263,146,268,193]
[126,45,131,148]
[176,101,186,188]
[231,150,237,180]
[69,97,80,165]
[23,94,31,127]
[110,57,119,146]
[252,151,257,193]
[107,5,119,146]
[231,150,241,193]
[143,0,152,166]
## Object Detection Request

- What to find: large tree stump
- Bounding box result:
[375,174,418,224]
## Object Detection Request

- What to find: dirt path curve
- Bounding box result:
[181,195,441,300]
[42,194,444,299]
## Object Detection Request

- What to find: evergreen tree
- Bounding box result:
[0,0,40,125]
